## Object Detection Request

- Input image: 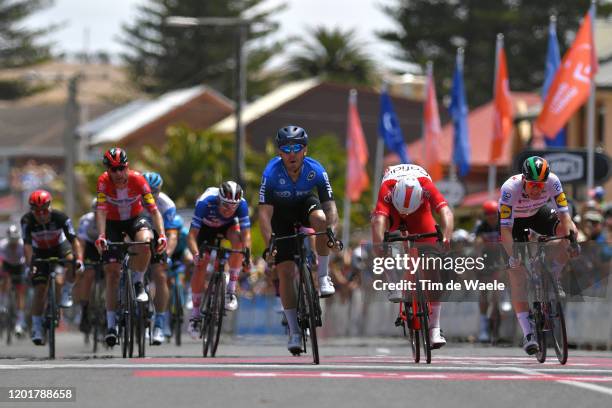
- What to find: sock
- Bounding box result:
[517,312,532,336]
[227,268,240,293]
[429,303,441,328]
[191,294,202,319]
[106,311,116,329]
[317,255,329,278]
[32,315,43,329]
[480,314,488,331]
[283,308,300,336]
[154,313,165,329]
[273,279,280,297]
[133,271,145,284]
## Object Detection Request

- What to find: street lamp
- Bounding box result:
[166,16,248,186]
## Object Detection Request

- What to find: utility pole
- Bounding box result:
[64,74,81,219]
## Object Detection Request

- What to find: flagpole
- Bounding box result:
[423,62,433,163]
[449,48,464,183]
[343,89,357,247]
[488,34,503,198]
[586,2,597,192]
[372,83,387,208]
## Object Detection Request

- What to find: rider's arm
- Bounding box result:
[24,243,33,266]
[96,207,107,237]
[77,238,87,260]
[187,226,200,258]
[321,201,339,229]
[556,211,577,236]
[500,226,514,258]
[258,204,274,246]
[438,206,454,243]
[166,228,178,257]
[149,207,166,239]
[240,228,252,250]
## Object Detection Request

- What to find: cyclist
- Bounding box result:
[75,199,101,335]
[258,125,340,354]
[94,148,167,347]
[371,164,454,349]
[142,171,182,345]
[499,156,577,355]
[187,181,251,338]
[21,190,83,345]
[0,225,27,336]
[473,200,504,343]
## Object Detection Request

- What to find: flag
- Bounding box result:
[346,91,369,202]
[536,7,598,137]
[490,40,513,162]
[378,89,410,163]
[423,64,443,181]
[449,53,471,176]
[542,17,567,147]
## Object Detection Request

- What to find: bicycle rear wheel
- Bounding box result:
[47,277,57,359]
[209,277,225,357]
[534,304,547,363]
[405,302,420,363]
[302,263,320,365]
[137,301,147,358]
[173,283,183,346]
[417,289,431,364]
[201,277,217,357]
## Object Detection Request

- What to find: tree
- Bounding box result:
[119,0,283,99]
[287,26,377,85]
[378,0,612,107]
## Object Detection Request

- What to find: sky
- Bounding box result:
[24,0,410,71]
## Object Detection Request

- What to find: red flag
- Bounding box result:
[491,42,513,162]
[536,9,597,137]
[346,91,369,202]
[423,66,443,181]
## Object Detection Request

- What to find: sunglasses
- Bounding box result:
[525,180,545,189]
[109,165,127,173]
[31,206,50,215]
[220,200,239,209]
[279,144,305,154]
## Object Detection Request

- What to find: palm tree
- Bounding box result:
[288,26,377,85]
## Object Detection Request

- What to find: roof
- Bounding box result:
[212,78,321,133]
[404,92,541,168]
[88,85,234,145]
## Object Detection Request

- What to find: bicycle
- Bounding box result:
[106,240,152,358]
[31,257,75,359]
[83,261,106,353]
[385,225,443,364]
[197,237,250,357]
[0,286,16,345]
[515,230,576,365]
[167,260,186,346]
[269,226,342,365]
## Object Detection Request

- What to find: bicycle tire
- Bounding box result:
[137,301,147,358]
[92,283,99,354]
[210,277,225,357]
[302,263,319,365]
[173,283,183,346]
[48,277,56,360]
[547,273,568,364]
[201,278,216,357]
[534,304,547,363]
[417,288,431,364]
[405,302,420,363]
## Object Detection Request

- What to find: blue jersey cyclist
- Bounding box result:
[258,125,340,355]
[142,172,182,345]
[187,181,251,338]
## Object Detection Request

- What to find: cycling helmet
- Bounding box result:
[103,147,128,168]
[7,225,20,241]
[219,181,243,205]
[452,229,472,243]
[143,172,163,192]
[392,177,423,215]
[522,156,549,182]
[482,200,498,215]
[275,125,308,147]
[29,189,52,208]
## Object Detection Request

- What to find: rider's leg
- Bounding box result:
[278,261,299,336]
[151,261,169,340]
[104,263,121,329]
[226,227,243,294]
[129,228,153,285]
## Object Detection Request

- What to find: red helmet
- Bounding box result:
[103,147,128,168]
[29,190,52,208]
[482,200,498,215]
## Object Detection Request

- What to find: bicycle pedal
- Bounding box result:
[394,317,404,327]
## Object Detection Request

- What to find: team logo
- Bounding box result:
[307,171,316,181]
[502,191,511,201]
[279,178,286,185]
[555,192,568,207]
[383,192,392,203]
[553,181,561,192]
[97,192,106,203]
[500,204,512,219]
[143,193,155,205]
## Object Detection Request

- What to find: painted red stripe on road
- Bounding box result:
[133,370,612,382]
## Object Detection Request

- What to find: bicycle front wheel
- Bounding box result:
[302,263,320,365]
[201,277,217,357]
[136,302,147,358]
[209,277,225,357]
[405,302,420,363]
[534,304,547,363]
[417,289,431,364]
[47,277,57,359]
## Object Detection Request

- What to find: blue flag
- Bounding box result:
[542,18,567,147]
[449,58,470,177]
[378,89,409,163]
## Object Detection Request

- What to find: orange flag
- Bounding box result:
[423,64,443,181]
[536,9,597,137]
[346,90,369,202]
[491,39,513,162]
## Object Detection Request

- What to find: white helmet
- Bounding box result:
[392,177,423,215]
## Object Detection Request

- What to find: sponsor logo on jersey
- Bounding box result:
[307,171,316,181]
[143,193,155,205]
[97,192,107,203]
[553,181,561,192]
[500,204,512,219]
[279,178,286,185]
[502,191,511,201]
[555,192,568,207]
[383,192,392,203]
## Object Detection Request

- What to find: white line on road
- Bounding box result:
[512,366,612,397]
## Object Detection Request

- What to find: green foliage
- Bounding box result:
[119,0,283,99]
[0,0,55,69]
[378,0,612,107]
[288,26,378,85]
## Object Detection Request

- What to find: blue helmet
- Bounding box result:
[276,125,308,147]
[143,172,163,192]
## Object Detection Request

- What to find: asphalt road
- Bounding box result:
[1,332,612,408]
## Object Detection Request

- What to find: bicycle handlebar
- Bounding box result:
[199,243,251,267]
[383,224,443,243]
[269,227,343,253]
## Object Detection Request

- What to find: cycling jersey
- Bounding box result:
[473,220,500,242]
[143,192,182,231]
[0,238,25,265]
[373,164,448,242]
[77,212,98,244]
[259,156,334,206]
[191,187,250,230]
[20,210,77,250]
[498,173,568,228]
[97,170,157,221]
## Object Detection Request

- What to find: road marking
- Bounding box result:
[512,366,612,397]
[555,380,612,397]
